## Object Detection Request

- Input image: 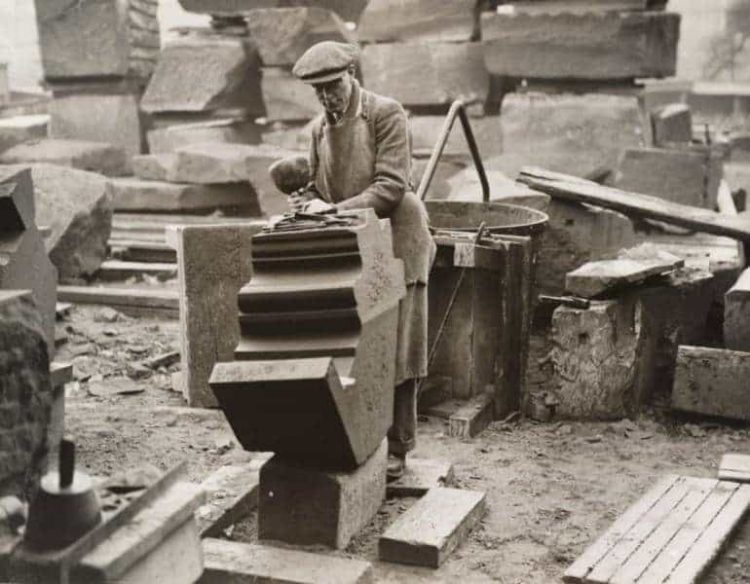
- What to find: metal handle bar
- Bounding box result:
[416,99,490,203]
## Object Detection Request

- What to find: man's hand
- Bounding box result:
[302,199,335,214]
[289,188,313,212]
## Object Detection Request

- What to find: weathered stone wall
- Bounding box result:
[0,291,52,499]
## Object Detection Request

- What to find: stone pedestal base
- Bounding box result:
[259,439,387,549]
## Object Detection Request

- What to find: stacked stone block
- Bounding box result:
[34,0,161,158]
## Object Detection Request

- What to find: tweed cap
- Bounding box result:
[292,41,359,84]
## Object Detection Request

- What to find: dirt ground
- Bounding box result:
[57,305,750,583]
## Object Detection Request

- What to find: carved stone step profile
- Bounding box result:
[211,209,405,470]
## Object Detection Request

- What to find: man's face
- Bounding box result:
[313,71,353,117]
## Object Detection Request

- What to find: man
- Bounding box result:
[292,41,436,479]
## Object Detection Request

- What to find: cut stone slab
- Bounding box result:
[725,268,750,352]
[109,178,260,214]
[261,68,321,122]
[511,0,666,13]
[565,246,684,298]
[34,0,160,80]
[0,290,53,499]
[6,163,113,282]
[246,7,355,67]
[141,35,263,115]
[538,200,636,296]
[651,102,693,146]
[361,42,488,108]
[0,115,49,154]
[481,11,679,79]
[358,0,479,43]
[387,458,455,498]
[261,120,312,151]
[200,539,374,584]
[489,92,643,181]
[719,454,750,483]
[614,146,723,209]
[409,114,503,161]
[672,346,750,422]
[446,168,550,210]
[197,462,263,537]
[166,222,261,407]
[178,0,370,22]
[147,117,262,154]
[132,154,177,182]
[0,138,129,177]
[48,90,144,160]
[447,393,494,438]
[379,487,486,568]
[0,167,57,352]
[259,439,387,549]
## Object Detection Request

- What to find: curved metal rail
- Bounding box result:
[416,99,490,203]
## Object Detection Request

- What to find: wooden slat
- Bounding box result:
[610,477,717,583]
[518,167,750,242]
[637,481,739,583]
[586,477,693,583]
[96,260,177,281]
[665,485,750,583]
[57,286,179,311]
[564,475,680,582]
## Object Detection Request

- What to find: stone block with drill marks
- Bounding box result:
[34,0,160,80]
[0,167,57,354]
[481,11,680,80]
[141,34,264,116]
[210,210,405,469]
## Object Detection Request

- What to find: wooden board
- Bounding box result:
[57,286,179,312]
[379,487,486,568]
[564,475,750,583]
[720,454,750,483]
[671,345,750,422]
[518,167,750,243]
[96,260,177,282]
[565,251,683,297]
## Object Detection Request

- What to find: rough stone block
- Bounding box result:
[725,268,750,352]
[489,92,643,180]
[0,167,57,352]
[538,200,636,296]
[651,103,692,146]
[0,138,129,177]
[49,90,144,159]
[672,345,750,422]
[379,487,486,568]
[258,440,387,549]
[201,539,374,584]
[109,178,260,214]
[167,223,260,407]
[445,168,551,210]
[413,156,470,201]
[0,290,52,499]
[361,42,488,108]
[178,0,369,22]
[615,146,723,209]
[547,267,714,419]
[261,68,320,122]
[147,116,262,154]
[34,0,160,80]
[4,164,112,282]
[358,0,479,43]
[409,115,503,160]
[481,11,680,79]
[260,120,312,151]
[141,35,263,116]
[246,7,355,67]
[0,115,49,155]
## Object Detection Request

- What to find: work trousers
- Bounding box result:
[387,379,417,456]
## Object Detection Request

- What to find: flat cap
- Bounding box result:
[292,41,359,84]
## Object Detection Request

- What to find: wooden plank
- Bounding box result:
[638,481,739,583]
[610,477,717,583]
[665,485,750,583]
[566,251,683,298]
[96,260,177,281]
[57,286,179,311]
[672,345,750,422]
[564,475,680,583]
[379,487,486,568]
[719,454,750,483]
[518,167,750,242]
[585,477,693,583]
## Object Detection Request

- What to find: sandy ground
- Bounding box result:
[57,305,750,583]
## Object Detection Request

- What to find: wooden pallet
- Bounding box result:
[564,475,750,584]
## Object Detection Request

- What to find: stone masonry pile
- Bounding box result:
[33,0,161,161]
